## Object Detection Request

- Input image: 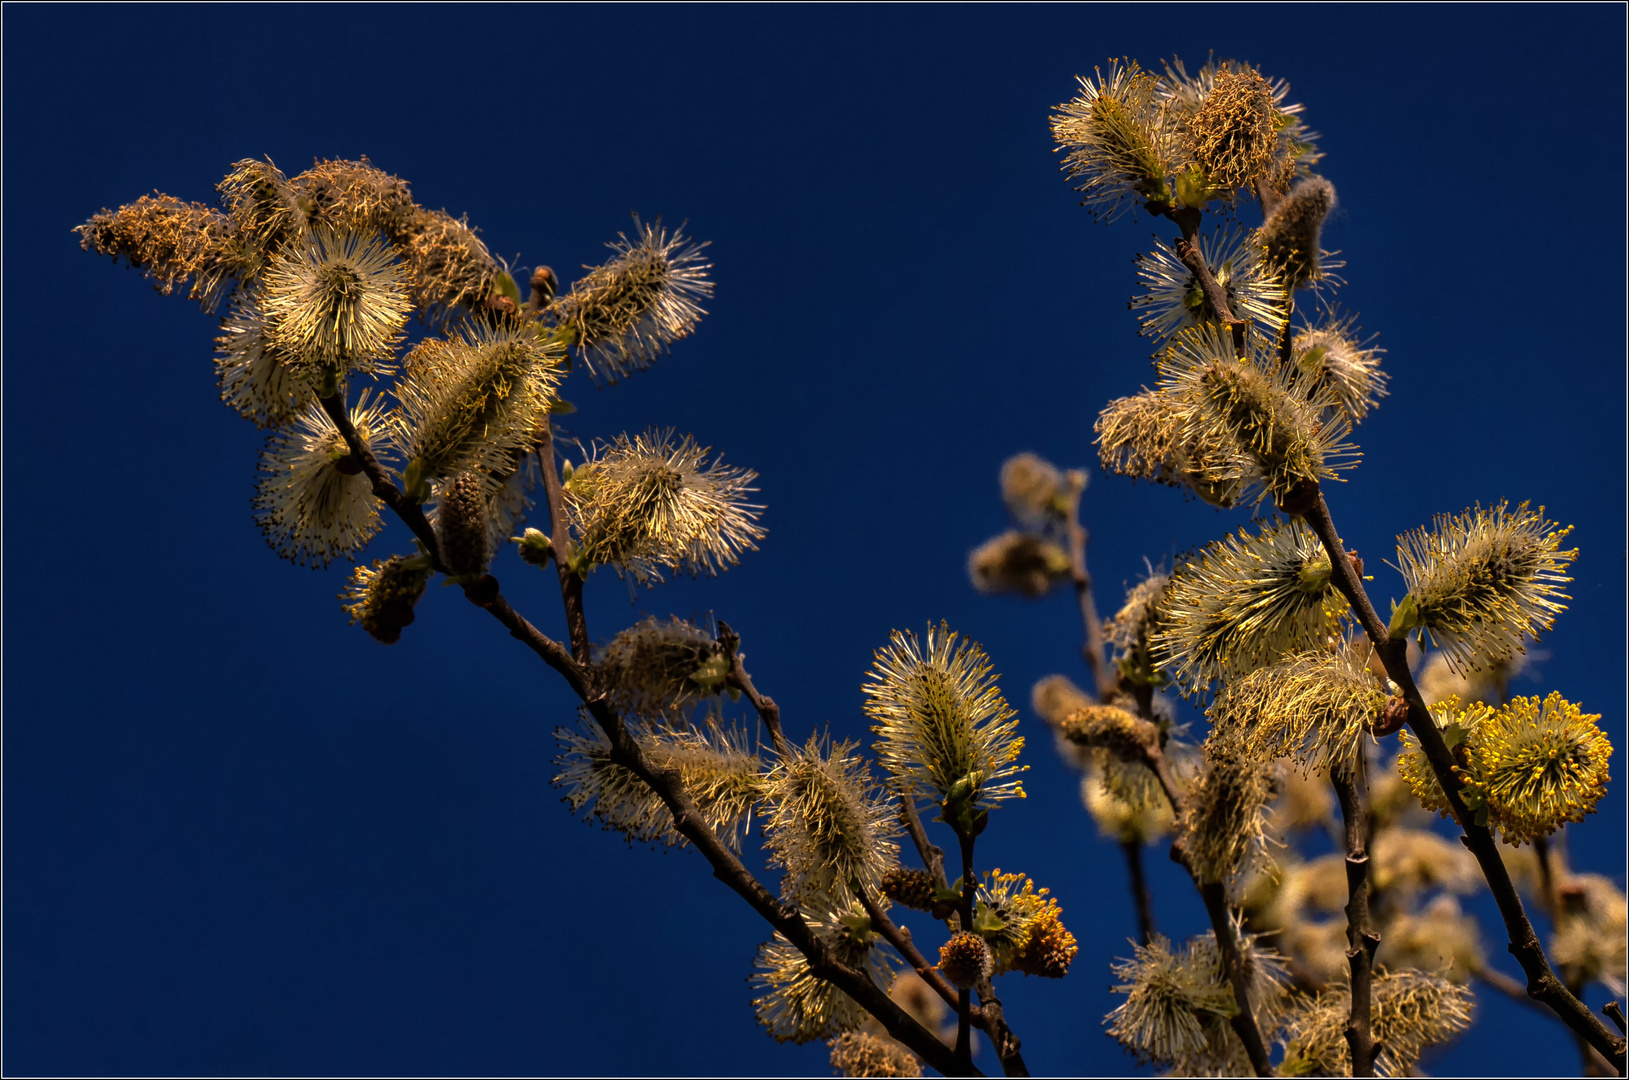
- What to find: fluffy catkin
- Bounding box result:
[1257,177,1336,289]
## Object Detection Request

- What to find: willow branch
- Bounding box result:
[972,977,1029,1078]
[318,393,446,572]
[536,420,591,664]
[955,831,976,1069]
[1164,206,1248,352]
[1121,840,1156,945]
[1123,706,1273,1076]
[1333,765,1380,1077]
[902,797,949,889]
[1300,488,1627,1073]
[1063,486,1113,701]
[717,621,791,758]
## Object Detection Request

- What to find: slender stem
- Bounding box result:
[1535,833,1560,919]
[859,886,961,1011]
[318,393,446,571]
[535,421,591,664]
[1195,881,1274,1077]
[1063,485,1113,701]
[1126,705,1272,1076]
[971,978,1028,1078]
[1165,206,1248,352]
[1121,840,1155,945]
[901,798,949,890]
[1607,1004,1627,1035]
[1300,489,1627,1072]
[717,621,791,758]
[955,832,976,1069]
[1333,764,1380,1077]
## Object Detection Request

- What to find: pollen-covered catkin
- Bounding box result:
[938,931,993,989]
[596,617,726,717]
[75,194,242,310]
[1182,66,1279,192]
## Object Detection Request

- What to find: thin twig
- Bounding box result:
[902,798,949,889]
[1127,710,1273,1076]
[955,832,977,1070]
[1299,488,1627,1072]
[1121,840,1156,946]
[1333,764,1380,1077]
[1165,206,1248,352]
[535,421,591,664]
[1535,833,1560,919]
[717,621,791,758]
[1063,484,1113,701]
[972,978,1029,1078]
[317,393,445,571]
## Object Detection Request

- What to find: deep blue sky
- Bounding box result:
[6,4,1625,1076]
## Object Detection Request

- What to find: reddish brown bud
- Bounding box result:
[529,265,558,305]
[462,573,500,608]
[1347,549,1364,577]
[1276,478,1321,516]
[1373,696,1409,736]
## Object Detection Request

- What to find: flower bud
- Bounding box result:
[938,931,993,989]
[436,473,491,576]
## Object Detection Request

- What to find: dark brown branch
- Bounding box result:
[536,420,591,664]
[1196,881,1275,1077]
[1300,488,1627,1073]
[1062,485,1113,701]
[902,798,949,890]
[581,691,973,1076]
[1607,1003,1626,1035]
[1333,766,1380,1077]
[1165,206,1248,352]
[1121,840,1156,946]
[318,393,446,571]
[972,978,1029,1078]
[717,621,791,758]
[1127,705,1273,1076]
[1474,963,1548,1013]
[955,832,976,1070]
[859,885,961,1012]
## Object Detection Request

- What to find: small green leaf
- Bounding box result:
[549,397,577,415]
[495,271,521,306]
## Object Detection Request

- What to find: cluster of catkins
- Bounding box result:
[958,51,1619,1076]
[77,156,765,637]
[84,154,1088,1078]
[558,615,1077,1068]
